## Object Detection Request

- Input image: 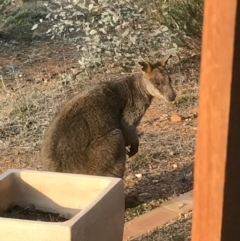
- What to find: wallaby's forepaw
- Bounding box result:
[126,144,138,158]
[128,149,137,157]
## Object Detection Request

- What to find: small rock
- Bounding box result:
[135,173,142,179]
[173,164,178,169]
[171,114,182,122]
[152,180,159,183]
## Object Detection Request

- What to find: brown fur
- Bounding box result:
[41,57,176,180]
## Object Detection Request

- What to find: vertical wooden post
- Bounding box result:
[191,0,240,241]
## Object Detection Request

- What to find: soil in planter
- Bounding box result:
[0,205,69,222]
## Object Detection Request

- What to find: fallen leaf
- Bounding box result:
[31,24,38,31]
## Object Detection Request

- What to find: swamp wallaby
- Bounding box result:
[41,56,176,179]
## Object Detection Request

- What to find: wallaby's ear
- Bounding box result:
[157,54,172,67]
[138,61,153,73]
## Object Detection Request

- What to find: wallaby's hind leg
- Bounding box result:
[86,129,126,178]
[87,129,143,209]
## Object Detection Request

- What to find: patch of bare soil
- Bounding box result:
[1,205,69,222]
[0,1,200,223]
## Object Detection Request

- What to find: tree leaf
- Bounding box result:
[64,5,73,9]
[150,29,161,36]
[112,15,119,23]
[122,28,130,37]
[72,11,84,16]
[59,12,66,17]
[130,35,136,44]
[60,20,74,25]
[161,25,169,32]
[115,40,121,46]
[46,13,51,19]
[99,28,107,34]
[78,3,87,9]
[89,29,97,35]
[173,43,178,48]
[89,3,94,11]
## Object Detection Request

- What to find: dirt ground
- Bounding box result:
[0,0,200,223]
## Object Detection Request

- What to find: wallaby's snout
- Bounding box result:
[139,55,176,102]
[165,84,176,102]
[168,92,176,102]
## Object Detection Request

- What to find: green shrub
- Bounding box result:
[146,0,203,49]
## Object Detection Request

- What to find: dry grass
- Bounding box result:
[0,45,199,223]
[0,45,199,222]
[0,205,69,222]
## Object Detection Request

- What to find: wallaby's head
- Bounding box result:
[139,55,176,102]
